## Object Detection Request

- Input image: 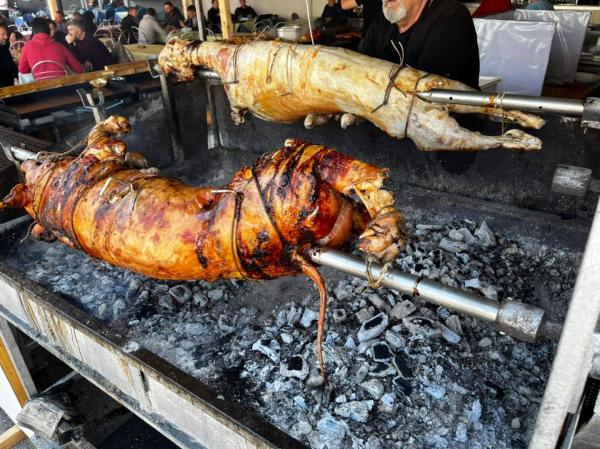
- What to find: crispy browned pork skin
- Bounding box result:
[159,39,544,151]
[1,116,405,382]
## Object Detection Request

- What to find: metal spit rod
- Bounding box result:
[310,248,545,343]
[416,89,586,116]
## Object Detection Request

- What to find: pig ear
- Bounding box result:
[1,183,31,210]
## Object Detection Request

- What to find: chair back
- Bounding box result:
[31,60,69,80]
[118,26,138,44]
[9,40,26,54]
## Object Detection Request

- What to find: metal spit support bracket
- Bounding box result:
[582,97,600,130]
[146,57,163,79]
[76,89,106,124]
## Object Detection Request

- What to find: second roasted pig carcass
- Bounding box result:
[1,116,405,382]
[159,39,544,151]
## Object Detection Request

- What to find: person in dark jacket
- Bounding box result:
[54,10,68,33]
[341,0,382,36]
[234,0,257,21]
[321,0,345,26]
[185,5,198,30]
[66,18,112,71]
[0,23,17,86]
[163,1,184,30]
[120,7,139,43]
[48,19,68,46]
[82,10,97,34]
[359,0,479,89]
[207,0,221,32]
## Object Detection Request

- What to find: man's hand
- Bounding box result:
[341,0,358,9]
[84,61,93,71]
[65,33,75,44]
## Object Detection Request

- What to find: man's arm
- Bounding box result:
[66,38,84,64]
[17,46,30,73]
[95,38,113,66]
[61,45,84,73]
[416,13,480,88]
[152,19,167,42]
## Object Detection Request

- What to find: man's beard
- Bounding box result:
[383,1,407,24]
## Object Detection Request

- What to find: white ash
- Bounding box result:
[3,215,583,449]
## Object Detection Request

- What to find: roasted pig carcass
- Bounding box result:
[1,116,405,382]
[159,39,544,151]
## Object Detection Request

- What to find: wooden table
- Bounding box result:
[124,44,165,62]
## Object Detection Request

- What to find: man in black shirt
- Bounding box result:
[359,0,479,88]
[207,0,221,32]
[234,0,257,21]
[48,19,68,46]
[341,0,382,36]
[120,7,139,43]
[0,23,17,87]
[163,1,184,30]
[321,0,345,26]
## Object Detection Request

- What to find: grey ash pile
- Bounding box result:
[6,217,581,449]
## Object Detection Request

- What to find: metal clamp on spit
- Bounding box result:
[416,90,600,129]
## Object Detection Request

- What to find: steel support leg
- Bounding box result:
[529,199,600,449]
[159,74,185,165]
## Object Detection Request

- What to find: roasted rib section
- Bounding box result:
[2,116,406,382]
[159,39,544,151]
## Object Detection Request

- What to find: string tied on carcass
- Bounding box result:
[282,45,298,96]
[210,189,247,278]
[411,275,424,297]
[222,44,243,85]
[364,254,392,289]
[497,92,507,134]
[402,73,429,139]
[266,45,284,84]
[19,220,37,243]
[371,64,403,114]
[34,138,86,163]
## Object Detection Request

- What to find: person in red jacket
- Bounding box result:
[472,0,512,17]
[18,18,84,80]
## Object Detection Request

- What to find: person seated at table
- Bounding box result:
[104,0,121,24]
[138,8,166,44]
[18,17,84,80]
[66,18,112,71]
[120,6,140,42]
[0,23,18,86]
[82,10,97,34]
[472,0,512,17]
[163,1,184,30]
[48,19,68,46]
[54,10,68,33]
[207,0,221,32]
[526,0,554,10]
[321,0,345,27]
[234,0,257,21]
[341,0,382,36]
[185,5,198,30]
[9,29,22,45]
